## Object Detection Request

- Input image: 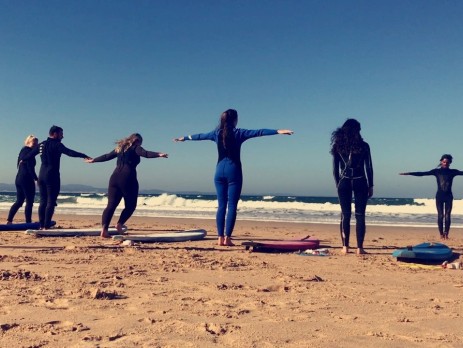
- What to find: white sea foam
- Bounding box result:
[1,193,462,227]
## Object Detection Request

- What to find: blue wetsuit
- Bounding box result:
[7,146,38,223]
[184,128,278,237]
[406,168,463,236]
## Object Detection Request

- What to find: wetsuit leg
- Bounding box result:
[353,178,369,249]
[435,197,445,236]
[118,178,139,226]
[102,175,123,229]
[337,179,353,247]
[224,168,243,238]
[7,180,26,222]
[38,178,47,228]
[44,180,60,228]
[443,197,453,236]
[214,166,227,238]
[23,178,36,223]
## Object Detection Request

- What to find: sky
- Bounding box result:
[1,0,463,198]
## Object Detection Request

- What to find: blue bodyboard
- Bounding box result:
[0,221,56,231]
[392,242,453,263]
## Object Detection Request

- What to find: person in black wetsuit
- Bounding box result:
[331,119,373,255]
[85,133,168,238]
[400,154,463,239]
[7,135,39,224]
[23,125,91,229]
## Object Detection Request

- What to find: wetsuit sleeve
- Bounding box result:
[332,153,341,186]
[135,146,164,158]
[59,143,89,158]
[18,148,38,181]
[238,129,278,142]
[364,143,373,188]
[92,150,118,163]
[19,146,39,161]
[184,130,217,141]
[405,170,435,176]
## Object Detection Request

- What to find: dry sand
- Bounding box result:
[1,213,463,347]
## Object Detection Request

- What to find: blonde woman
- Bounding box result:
[86,133,168,238]
[7,135,39,224]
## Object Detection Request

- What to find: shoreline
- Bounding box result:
[1,212,463,347]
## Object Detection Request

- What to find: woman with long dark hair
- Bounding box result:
[400,154,463,239]
[86,133,168,238]
[331,119,373,255]
[174,109,293,246]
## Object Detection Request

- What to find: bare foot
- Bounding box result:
[341,246,349,255]
[100,229,110,239]
[116,223,125,234]
[224,237,235,246]
[6,220,12,225]
[356,248,367,255]
[217,236,225,246]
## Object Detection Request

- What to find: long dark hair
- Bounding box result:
[218,109,238,149]
[330,118,364,155]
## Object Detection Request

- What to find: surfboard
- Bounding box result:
[0,221,56,231]
[392,242,453,263]
[112,229,207,243]
[242,237,320,252]
[25,226,127,237]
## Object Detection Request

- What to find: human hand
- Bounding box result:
[368,187,374,198]
[278,129,294,135]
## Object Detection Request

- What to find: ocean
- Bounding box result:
[1,192,463,228]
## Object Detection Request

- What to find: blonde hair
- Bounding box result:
[24,135,38,147]
[115,133,143,153]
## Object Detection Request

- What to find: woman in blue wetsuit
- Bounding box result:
[331,119,373,255]
[86,133,168,238]
[7,135,39,224]
[174,109,293,246]
[400,154,463,239]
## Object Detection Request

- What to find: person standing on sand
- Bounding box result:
[22,125,91,229]
[400,154,463,239]
[331,119,373,255]
[7,135,39,224]
[173,109,293,247]
[85,133,168,238]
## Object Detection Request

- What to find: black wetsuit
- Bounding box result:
[406,168,463,236]
[7,146,38,223]
[332,142,373,249]
[92,145,162,229]
[24,138,88,228]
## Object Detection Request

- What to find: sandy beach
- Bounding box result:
[1,213,463,347]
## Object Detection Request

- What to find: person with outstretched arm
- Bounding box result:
[86,133,168,238]
[400,154,463,239]
[23,125,91,229]
[174,108,293,246]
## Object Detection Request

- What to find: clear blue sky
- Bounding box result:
[1,0,463,198]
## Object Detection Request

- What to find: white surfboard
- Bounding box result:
[112,229,207,243]
[25,226,127,237]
